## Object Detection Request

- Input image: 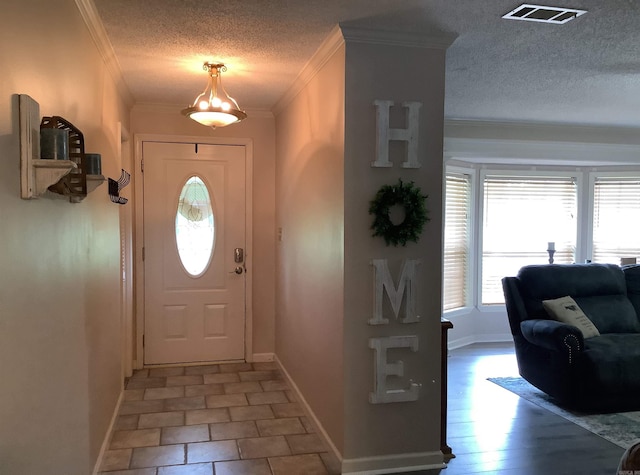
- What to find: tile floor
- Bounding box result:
[99,361,340,475]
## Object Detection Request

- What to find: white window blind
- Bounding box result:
[444,172,472,310]
[592,177,640,264]
[482,175,577,305]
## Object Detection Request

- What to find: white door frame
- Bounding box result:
[119,123,134,379]
[133,134,253,369]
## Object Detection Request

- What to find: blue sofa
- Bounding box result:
[502,263,640,411]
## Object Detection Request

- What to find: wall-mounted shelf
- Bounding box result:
[18,94,105,202]
[19,94,46,199]
[31,159,78,197]
[47,171,106,203]
[87,174,106,194]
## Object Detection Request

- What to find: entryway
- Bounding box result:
[97,361,339,474]
[138,138,252,366]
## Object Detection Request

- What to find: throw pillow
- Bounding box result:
[542,296,601,339]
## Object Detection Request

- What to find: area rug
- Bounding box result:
[488,376,640,449]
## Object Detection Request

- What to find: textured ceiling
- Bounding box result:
[92,0,640,127]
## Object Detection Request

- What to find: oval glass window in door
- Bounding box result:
[175,176,215,277]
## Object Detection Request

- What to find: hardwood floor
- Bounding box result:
[444,343,625,475]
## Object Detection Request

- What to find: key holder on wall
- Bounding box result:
[108,169,130,205]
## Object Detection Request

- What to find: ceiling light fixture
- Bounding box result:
[181,62,247,128]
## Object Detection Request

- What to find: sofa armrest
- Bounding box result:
[520,319,584,363]
[502,276,529,336]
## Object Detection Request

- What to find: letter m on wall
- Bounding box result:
[370,259,421,325]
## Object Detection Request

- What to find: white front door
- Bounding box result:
[143,141,246,365]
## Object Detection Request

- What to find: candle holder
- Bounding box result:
[547,249,556,264]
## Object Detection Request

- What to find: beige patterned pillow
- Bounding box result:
[542,296,600,339]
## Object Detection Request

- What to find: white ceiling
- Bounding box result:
[92,0,640,128]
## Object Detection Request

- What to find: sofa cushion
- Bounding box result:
[580,334,640,392]
[518,264,626,301]
[623,265,640,326]
[517,264,640,334]
[575,295,640,333]
[542,296,600,338]
[517,264,625,320]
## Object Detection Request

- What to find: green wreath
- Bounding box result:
[369,179,429,247]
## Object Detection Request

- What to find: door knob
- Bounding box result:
[229,266,244,275]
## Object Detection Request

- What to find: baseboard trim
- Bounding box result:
[473,333,513,345]
[251,352,275,363]
[92,389,124,475]
[274,356,342,471]
[448,334,513,350]
[341,451,445,474]
[448,335,476,350]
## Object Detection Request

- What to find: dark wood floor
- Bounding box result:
[443,343,625,475]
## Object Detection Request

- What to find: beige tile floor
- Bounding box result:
[99,362,340,475]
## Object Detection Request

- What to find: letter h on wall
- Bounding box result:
[372,100,422,169]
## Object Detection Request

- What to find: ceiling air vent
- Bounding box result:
[503,4,587,24]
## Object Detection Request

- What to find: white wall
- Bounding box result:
[0,1,130,473]
[274,40,346,455]
[274,24,452,473]
[446,308,512,349]
[340,31,449,472]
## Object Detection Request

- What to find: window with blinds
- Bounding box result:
[592,177,640,264]
[444,172,471,311]
[482,175,577,305]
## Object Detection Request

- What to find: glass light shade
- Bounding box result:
[186,110,245,127]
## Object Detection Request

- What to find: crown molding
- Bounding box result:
[443,119,640,166]
[272,25,345,116]
[75,0,134,107]
[444,136,640,166]
[444,119,640,144]
[339,24,457,50]
[273,24,457,116]
[444,118,640,162]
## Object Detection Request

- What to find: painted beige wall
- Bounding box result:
[274,46,346,453]
[0,1,130,473]
[273,29,449,470]
[130,107,277,357]
[341,38,447,464]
